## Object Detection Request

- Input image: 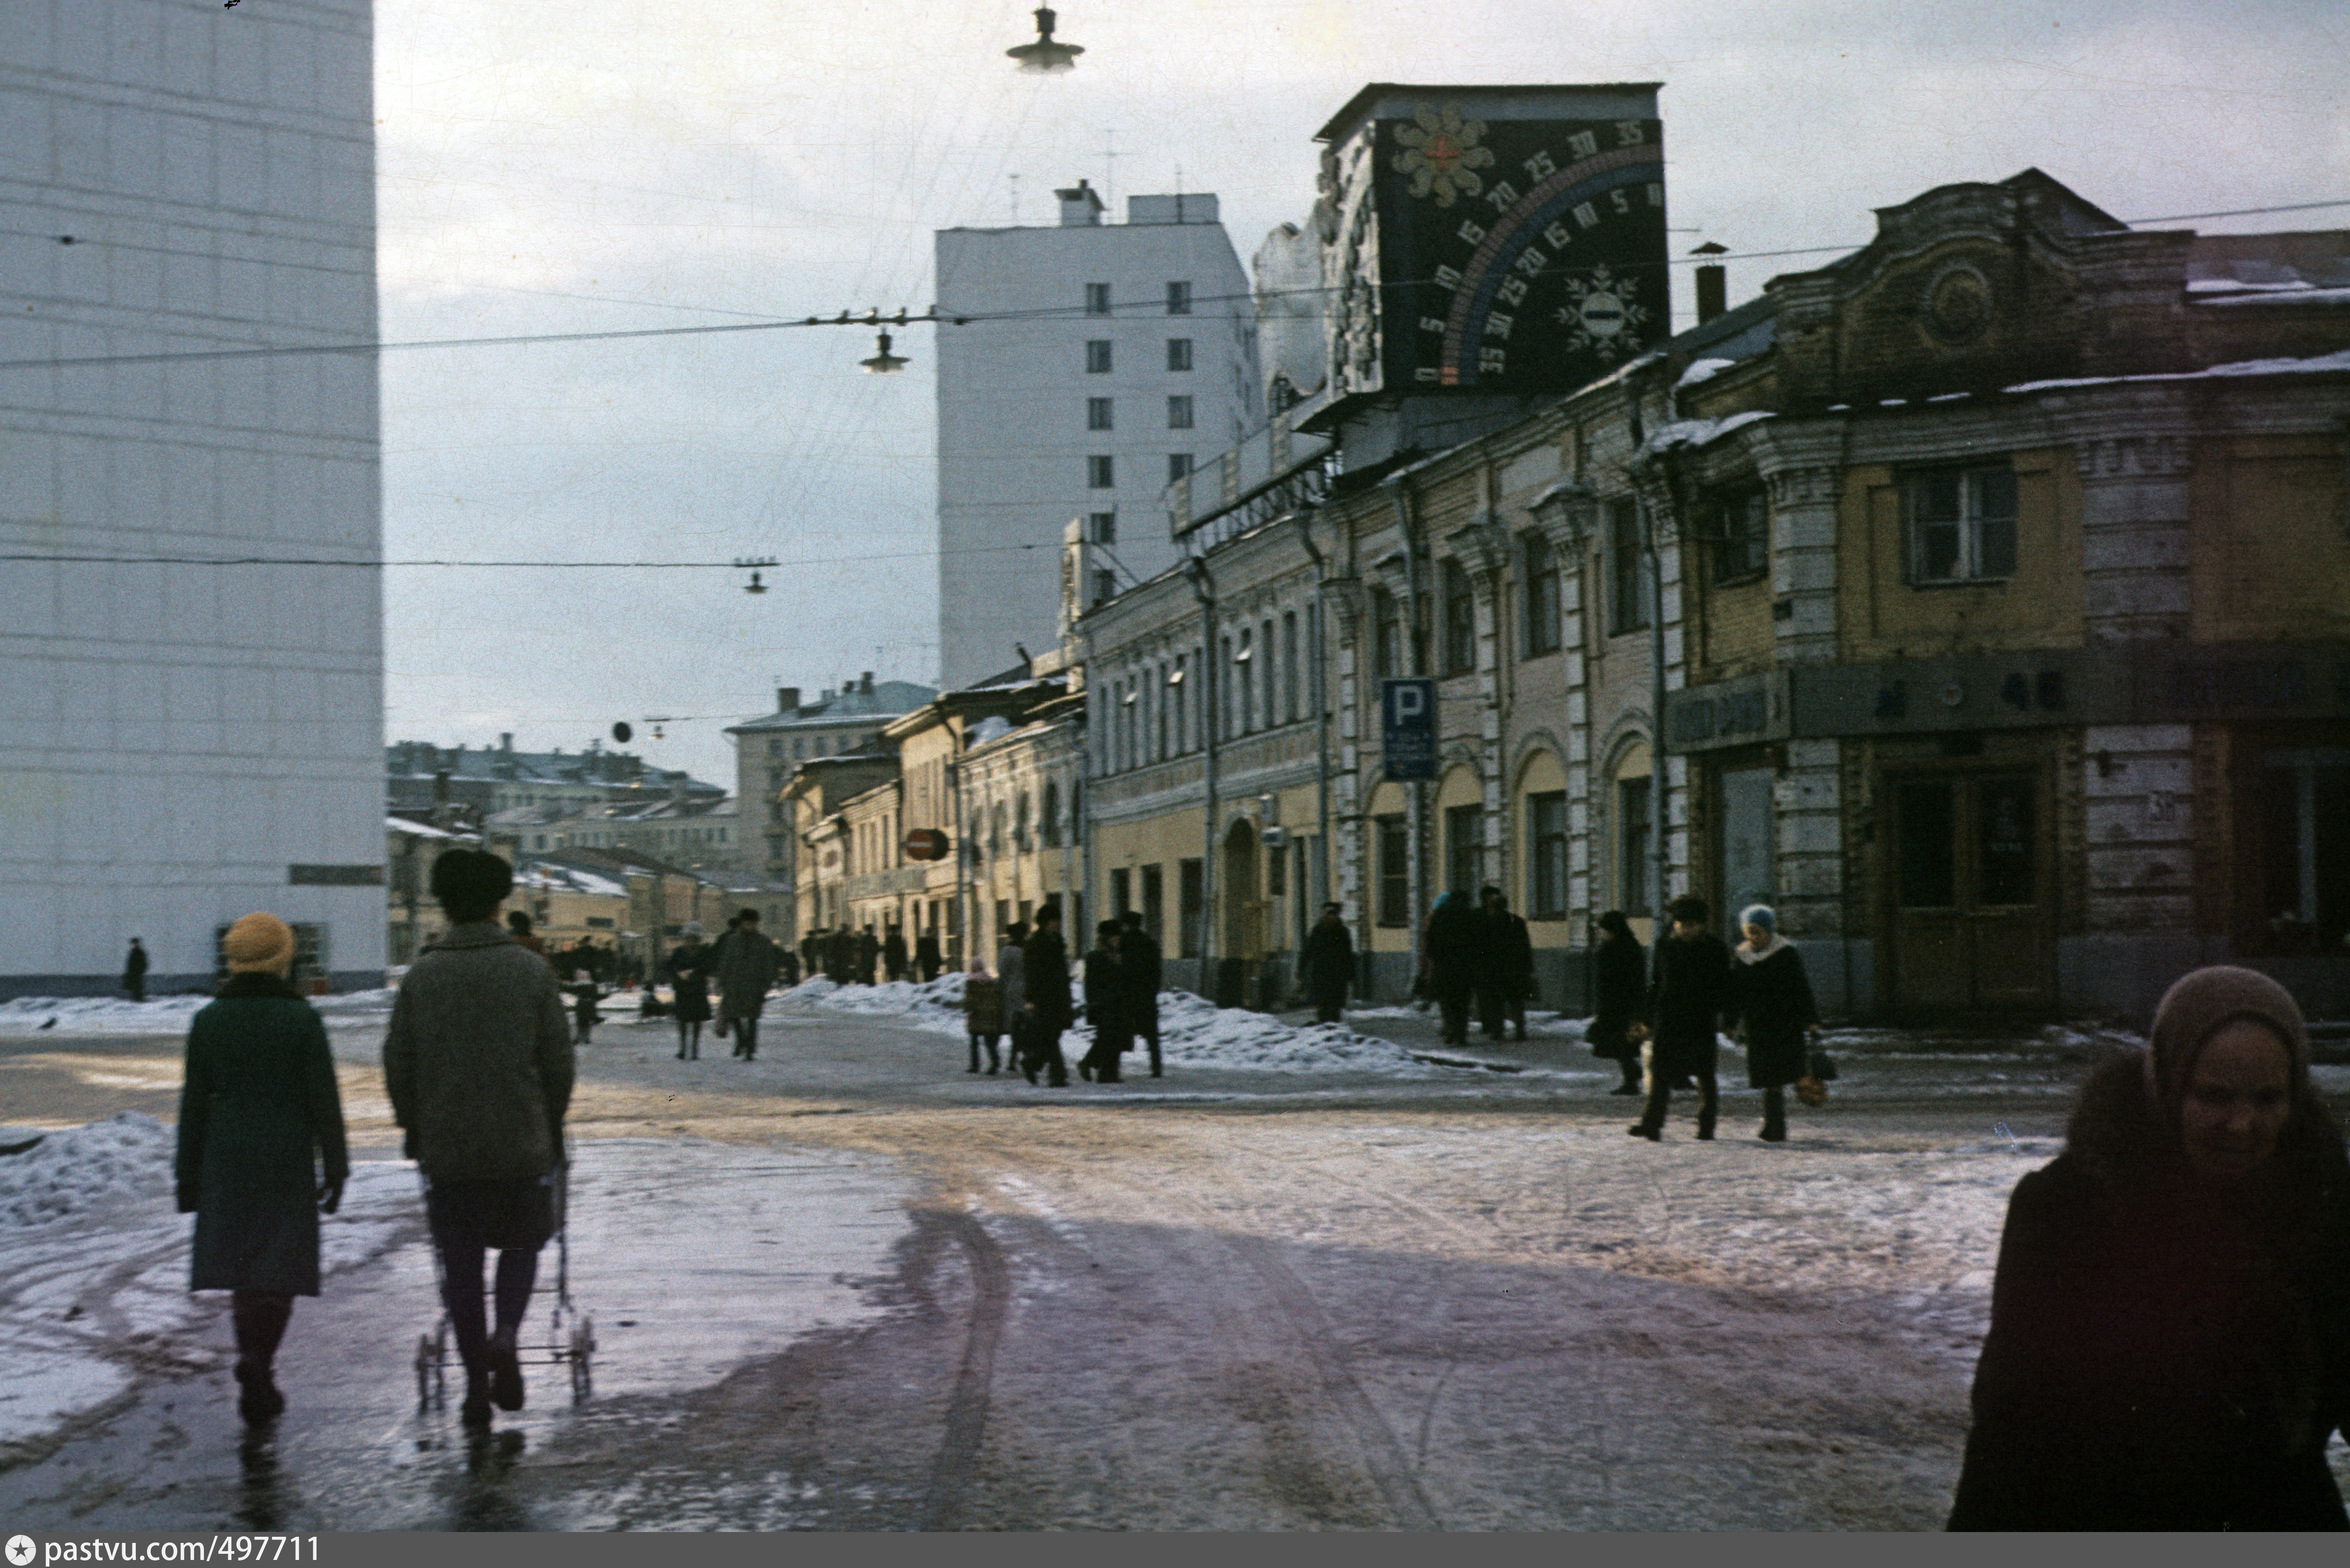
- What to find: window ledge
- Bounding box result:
[1907,576,2012,591]
[1711,570,1768,590]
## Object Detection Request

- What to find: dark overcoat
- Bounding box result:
[177,974,348,1295]
[1301,919,1355,995]
[1727,943,1818,1088]
[1949,1055,2350,1530]
[1479,909,1534,995]
[1585,932,1647,1063]
[1422,897,1481,1002]
[710,927,782,1022]
[1119,927,1162,1033]
[1024,929,1073,1029]
[383,922,574,1182]
[666,941,712,1023]
[963,974,1004,1036]
[1082,946,1127,1040]
[1646,931,1732,1076]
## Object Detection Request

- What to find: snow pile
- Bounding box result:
[0,1112,174,1228]
[0,995,210,1038]
[1140,991,1438,1075]
[789,976,1441,1075]
[785,972,970,1034]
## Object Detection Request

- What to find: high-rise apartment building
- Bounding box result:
[935,180,1259,690]
[1,1,385,995]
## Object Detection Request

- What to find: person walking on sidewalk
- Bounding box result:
[504,911,545,956]
[124,936,150,1003]
[996,922,1031,1080]
[665,925,712,1060]
[1628,895,1732,1142]
[570,981,600,1045]
[177,912,348,1427]
[1948,966,2350,1529]
[1422,892,1482,1047]
[916,929,942,983]
[963,953,1004,1074]
[1020,907,1073,1087]
[1476,886,1535,1041]
[383,849,574,1428]
[1586,911,1647,1095]
[1119,910,1164,1077]
[1302,903,1354,1024]
[1078,920,1129,1083]
[1726,905,1820,1142]
[883,925,909,984]
[711,908,782,1060]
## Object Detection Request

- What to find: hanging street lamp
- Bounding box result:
[859,330,908,374]
[1007,6,1082,72]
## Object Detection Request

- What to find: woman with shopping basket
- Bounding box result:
[384,848,575,1427]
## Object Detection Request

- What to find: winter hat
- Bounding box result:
[222,912,295,975]
[1738,904,1777,935]
[2145,965,2310,1122]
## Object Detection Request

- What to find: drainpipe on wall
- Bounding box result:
[1296,507,1333,927]
[1185,554,1219,982]
[948,732,970,972]
[1642,442,1686,929]
[1387,477,1429,991]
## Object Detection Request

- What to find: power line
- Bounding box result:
[0,542,1060,569]
[7,195,2346,374]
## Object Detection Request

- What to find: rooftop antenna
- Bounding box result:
[1008,172,1020,224]
[1101,128,1120,216]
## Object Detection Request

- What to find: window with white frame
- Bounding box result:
[1906,465,2017,583]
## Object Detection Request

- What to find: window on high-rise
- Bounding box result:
[1166,395,1193,429]
[1087,397,1114,431]
[1086,340,1112,373]
[1166,338,1193,372]
[1088,511,1117,544]
[1088,455,1115,488]
[1166,280,1192,315]
[1167,452,1193,485]
[1085,282,1111,316]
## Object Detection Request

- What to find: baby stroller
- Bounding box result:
[413,1162,595,1411]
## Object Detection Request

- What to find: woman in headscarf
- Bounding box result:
[1725,904,1820,1142]
[176,913,348,1426]
[1586,911,1647,1096]
[963,951,1004,1075]
[1948,965,2350,1529]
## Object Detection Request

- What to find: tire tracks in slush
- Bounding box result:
[910,1204,1009,1531]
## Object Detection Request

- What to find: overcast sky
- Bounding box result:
[375,0,2349,791]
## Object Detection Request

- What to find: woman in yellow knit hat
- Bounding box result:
[175,912,349,1426]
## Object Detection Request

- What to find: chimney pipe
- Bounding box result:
[861,671,875,694]
[500,732,512,752]
[777,686,800,714]
[1691,241,1729,326]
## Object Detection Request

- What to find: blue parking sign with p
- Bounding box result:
[1381,678,1438,781]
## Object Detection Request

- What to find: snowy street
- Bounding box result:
[4,986,2347,1531]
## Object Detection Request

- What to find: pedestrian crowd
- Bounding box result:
[160,858,2349,1526]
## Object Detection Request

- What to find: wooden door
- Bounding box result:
[1887,769,2054,1015]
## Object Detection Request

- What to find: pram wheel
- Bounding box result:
[414,1323,447,1410]
[569,1316,595,1401]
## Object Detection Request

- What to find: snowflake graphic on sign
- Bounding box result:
[1391,102,1495,209]
[1553,264,1650,363]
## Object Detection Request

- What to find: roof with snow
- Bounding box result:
[726,679,936,735]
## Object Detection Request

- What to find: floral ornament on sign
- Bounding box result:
[1554,264,1651,363]
[1391,103,1494,209]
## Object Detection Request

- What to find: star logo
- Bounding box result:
[7,1535,37,1567]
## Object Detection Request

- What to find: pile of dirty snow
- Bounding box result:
[788,975,1439,1075]
[0,1112,175,1228]
[0,995,211,1038]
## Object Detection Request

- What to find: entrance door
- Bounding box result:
[1887,770,2053,1014]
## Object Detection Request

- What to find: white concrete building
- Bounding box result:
[1,1,385,995]
[935,180,1259,690]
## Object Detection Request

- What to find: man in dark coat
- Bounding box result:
[856,926,881,986]
[883,926,909,983]
[1950,966,2350,1529]
[1019,906,1073,1087]
[800,927,822,979]
[1629,895,1732,1141]
[916,930,942,983]
[384,849,574,1427]
[178,911,346,1424]
[665,925,713,1060]
[825,926,855,984]
[1078,920,1128,1083]
[1301,903,1354,1023]
[709,908,782,1059]
[1586,911,1647,1095]
[1475,886,1535,1041]
[123,936,149,1003]
[1119,911,1164,1076]
[1421,892,1482,1046]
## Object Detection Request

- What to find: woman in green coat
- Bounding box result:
[176,912,348,1425]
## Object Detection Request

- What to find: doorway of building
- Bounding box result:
[1886,768,2054,1014]
[1223,819,1263,960]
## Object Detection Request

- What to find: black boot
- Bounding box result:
[1759,1086,1787,1142]
[230,1292,292,1425]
